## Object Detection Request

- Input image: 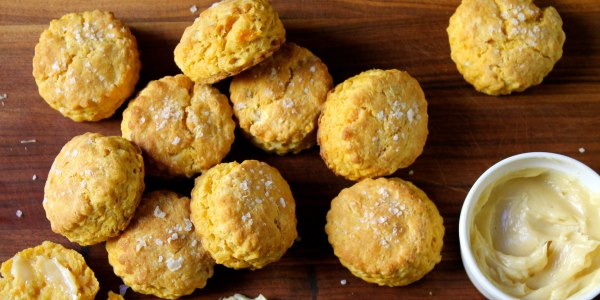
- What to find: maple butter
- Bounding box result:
[471,168,600,299]
[11,255,79,299]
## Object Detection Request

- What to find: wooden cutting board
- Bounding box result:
[1,0,599,299]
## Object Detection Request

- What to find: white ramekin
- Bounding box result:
[459,152,600,300]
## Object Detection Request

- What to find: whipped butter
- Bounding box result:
[471,168,600,299]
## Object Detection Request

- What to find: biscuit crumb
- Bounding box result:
[154,206,166,218]
[190,4,198,13]
[20,139,37,144]
[340,279,347,285]
[32,174,37,181]
[579,147,586,154]
[16,210,23,218]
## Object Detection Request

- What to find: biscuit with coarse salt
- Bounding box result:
[447,0,565,95]
[230,43,333,154]
[32,10,140,121]
[43,132,144,246]
[0,241,99,299]
[106,190,215,299]
[317,69,428,181]
[121,74,235,178]
[174,0,285,84]
[325,177,444,286]
[190,160,297,270]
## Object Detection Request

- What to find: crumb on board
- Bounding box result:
[16,210,23,218]
[340,279,347,285]
[408,170,414,176]
[579,147,586,154]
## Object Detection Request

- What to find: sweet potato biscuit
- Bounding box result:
[317,69,428,181]
[43,132,145,246]
[190,160,297,270]
[0,241,99,300]
[447,0,565,95]
[32,10,141,121]
[106,190,215,299]
[325,178,445,286]
[230,43,333,154]
[174,0,285,84]
[121,74,235,178]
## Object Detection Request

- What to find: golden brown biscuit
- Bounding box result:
[325,178,444,286]
[32,10,141,121]
[0,241,99,299]
[447,0,565,95]
[317,69,428,181]
[190,160,297,269]
[121,74,235,178]
[230,43,333,154]
[174,0,285,84]
[43,132,145,246]
[106,190,215,299]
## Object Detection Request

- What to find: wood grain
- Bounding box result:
[1,0,599,299]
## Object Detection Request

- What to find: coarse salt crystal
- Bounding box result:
[155,239,163,246]
[191,240,198,247]
[166,257,184,272]
[16,210,23,218]
[135,239,147,252]
[282,98,294,108]
[377,111,385,120]
[158,256,163,263]
[407,108,414,123]
[184,218,193,232]
[340,279,347,285]
[408,170,414,176]
[20,139,36,144]
[240,180,249,191]
[393,134,399,141]
[279,197,286,208]
[32,174,37,181]
[172,136,181,145]
[265,180,273,187]
[190,4,198,13]
[242,212,252,223]
[154,206,166,218]
[579,147,586,154]
[309,65,316,73]
[0,93,7,100]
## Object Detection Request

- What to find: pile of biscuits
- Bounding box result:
[0,0,565,298]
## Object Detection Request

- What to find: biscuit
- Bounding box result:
[317,69,428,181]
[325,178,444,286]
[174,0,285,84]
[230,43,333,154]
[0,241,99,299]
[106,190,215,299]
[447,0,565,95]
[32,10,141,121]
[121,74,235,178]
[190,160,297,269]
[43,132,145,246]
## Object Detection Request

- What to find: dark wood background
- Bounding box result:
[1,0,599,299]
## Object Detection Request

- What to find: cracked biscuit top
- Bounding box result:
[121,74,235,178]
[32,10,141,121]
[230,43,333,155]
[190,160,297,270]
[317,69,428,181]
[174,0,285,84]
[43,133,145,246]
[447,0,565,95]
